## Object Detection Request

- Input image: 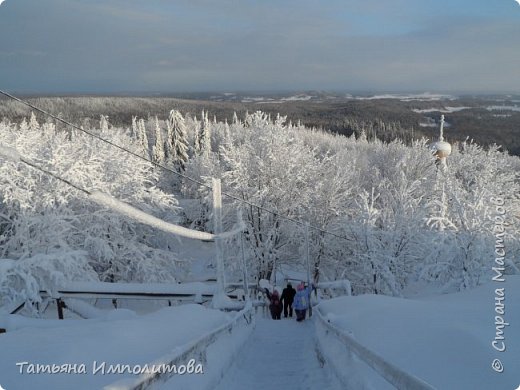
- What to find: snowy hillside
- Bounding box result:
[317,276,520,389]
[0,108,519,390]
[0,110,519,307]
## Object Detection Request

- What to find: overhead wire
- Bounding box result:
[0,89,352,242]
[21,157,91,195]
[0,145,238,241]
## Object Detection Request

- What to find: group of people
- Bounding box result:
[264,282,313,322]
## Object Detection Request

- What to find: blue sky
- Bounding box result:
[0,0,519,94]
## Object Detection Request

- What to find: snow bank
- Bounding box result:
[63,298,112,319]
[211,292,243,310]
[0,304,232,390]
[316,276,520,389]
[258,279,271,290]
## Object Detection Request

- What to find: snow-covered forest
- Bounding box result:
[1,110,519,308]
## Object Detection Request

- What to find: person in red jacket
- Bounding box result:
[264,288,282,320]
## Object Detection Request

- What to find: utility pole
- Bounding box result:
[305,222,312,317]
[212,178,226,296]
[240,231,249,301]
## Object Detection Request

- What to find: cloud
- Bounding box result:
[0,0,6,6]
[0,1,519,93]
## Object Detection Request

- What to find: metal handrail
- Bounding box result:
[315,308,436,390]
[104,301,255,390]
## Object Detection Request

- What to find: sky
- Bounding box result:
[0,0,519,94]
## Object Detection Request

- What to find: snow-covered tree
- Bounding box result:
[167,110,189,171]
[28,112,40,131]
[219,112,319,281]
[152,116,165,164]
[199,110,212,156]
[180,109,519,292]
[1,106,519,309]
[100,115,109,132]
[0,118,183,309]
[131,116,138,138]
[137,118,149,159]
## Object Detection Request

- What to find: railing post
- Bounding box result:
[56,298,64,320]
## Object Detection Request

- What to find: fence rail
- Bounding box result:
[33,281,261,319]
[316,279,352,296]
[104,301,255,390]
[315,308,436,390]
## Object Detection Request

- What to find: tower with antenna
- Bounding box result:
[430,114,454,231]
[432,114,452,170]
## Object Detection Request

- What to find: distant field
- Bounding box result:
[1,93,519,155]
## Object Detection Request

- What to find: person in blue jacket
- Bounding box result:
[293,282,313,322]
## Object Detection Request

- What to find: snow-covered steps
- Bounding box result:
[212,317,341,390]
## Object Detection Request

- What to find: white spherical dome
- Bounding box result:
[433,141,452,158]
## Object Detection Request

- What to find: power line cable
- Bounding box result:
[0,89,209,188]
[19,155,90,195]
[0,89,352,242]
[0,145,243,241]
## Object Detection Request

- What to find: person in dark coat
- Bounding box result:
[280,282,296,318]
[264,288,282,320]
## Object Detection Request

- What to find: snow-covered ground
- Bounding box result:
[486,105,520,112]
[354,93,456,101]
[317,276,520,389]
[1,277,518,390]
[241,94,315,104]
[419,117,451,128]
[412,106,471,113]
[0,304,236,390]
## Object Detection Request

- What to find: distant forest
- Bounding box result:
[1,95,519,155]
